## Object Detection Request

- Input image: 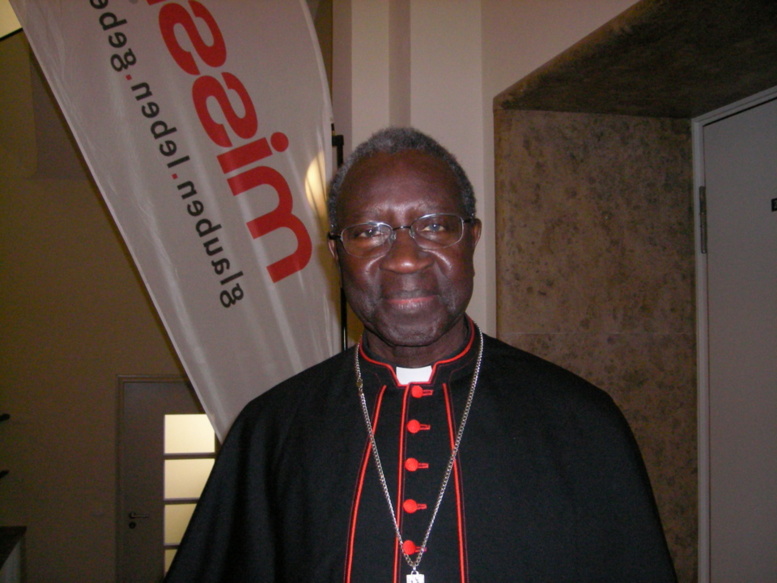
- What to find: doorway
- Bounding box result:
[695,89,777,582]
[117,376,217,582]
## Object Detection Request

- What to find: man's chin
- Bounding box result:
[364,315,466,354]
[366,329,438,350]
[368,315,447,347]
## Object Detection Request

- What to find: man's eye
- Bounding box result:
[418,219,452,233]
[420,222,448,232]
[351,225,384,239]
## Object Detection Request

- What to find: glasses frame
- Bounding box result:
[329,213,475,258]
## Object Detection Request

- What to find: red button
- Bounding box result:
[403,540,418,555]
[404,458,429,472]
[406,419,430,434]
[411,386,433,398]
[403,499,427,513]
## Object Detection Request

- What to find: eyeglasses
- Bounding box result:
[329,213,475,258]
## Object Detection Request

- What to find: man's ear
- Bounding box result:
[470,218,482,248]
[328,238,345,283]
[328,238,340,262]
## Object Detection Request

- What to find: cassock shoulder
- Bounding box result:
[165,347,357,582]
[229,346,356,434]
[470,334,677,582]
[476,333,644,470]
[480,334,620,412]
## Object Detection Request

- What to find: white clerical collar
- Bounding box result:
[395,365,433,385]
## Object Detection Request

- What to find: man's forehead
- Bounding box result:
[338,150,461,209]
[350,148,450,175]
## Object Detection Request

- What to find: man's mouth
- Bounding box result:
[383,290,437,309]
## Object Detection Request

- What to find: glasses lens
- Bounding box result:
[412,214,463,247]
[341,223,392,257]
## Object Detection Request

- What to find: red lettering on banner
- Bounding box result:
[151,0,312,283]
[218,133,310,282]
[158,1,226,75]
[216,137,273,174]
[192,74,257,147]
[228,165,312,283]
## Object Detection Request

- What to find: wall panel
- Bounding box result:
[495,108,697,582]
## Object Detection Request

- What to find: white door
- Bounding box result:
[118,377,217,582]
[701,95,777,582]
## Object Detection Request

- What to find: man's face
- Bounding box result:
[329,150,481,366]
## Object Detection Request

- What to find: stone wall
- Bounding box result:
[494,108,697,581]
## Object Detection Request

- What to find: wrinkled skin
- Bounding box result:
[329,150,481,367]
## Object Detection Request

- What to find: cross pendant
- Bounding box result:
[407,574,424,583]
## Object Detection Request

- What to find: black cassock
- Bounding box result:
[165,323,677,582]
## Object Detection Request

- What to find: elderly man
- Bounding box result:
[166,127,676,582]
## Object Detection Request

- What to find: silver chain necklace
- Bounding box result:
[354,328,484,583]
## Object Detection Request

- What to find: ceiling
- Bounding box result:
[495,0,777,118]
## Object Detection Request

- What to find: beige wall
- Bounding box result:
[480,0,639,332]
[1,1,646,579]
[0,34,183,581]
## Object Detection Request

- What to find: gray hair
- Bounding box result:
[327,127,476,231]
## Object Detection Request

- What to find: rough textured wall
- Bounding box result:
[494,108,697,582]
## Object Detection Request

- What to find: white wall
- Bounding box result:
[333,0,639,336]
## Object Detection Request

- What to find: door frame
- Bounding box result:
[115,374,191,582]
[692,84,777,583]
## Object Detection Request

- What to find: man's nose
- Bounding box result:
[380,228,433,273]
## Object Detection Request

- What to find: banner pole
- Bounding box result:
[332,129,347,351]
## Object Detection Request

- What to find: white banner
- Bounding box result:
[11,0,339,438]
